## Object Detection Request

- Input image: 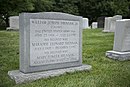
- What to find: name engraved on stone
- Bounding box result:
[30,19,80,66]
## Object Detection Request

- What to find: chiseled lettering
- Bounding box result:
[32,43,48,46]
[31,20,47,24]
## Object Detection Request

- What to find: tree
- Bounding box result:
[0,0,34,27]
[79,0,101,23]
[109,0,129,17]
[32,0,54,12]
[79,0,130,24]
[0,0,130,27]
[53,0,80,15]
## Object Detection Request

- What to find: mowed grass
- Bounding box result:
[0,29,130,87]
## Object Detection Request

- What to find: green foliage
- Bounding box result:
[0,0,34,15]
[0,0,34,27]
[0,29,130,87]
[31,0,80,15]
[79,0,130,23]
[109,0,129,17]
[32,0,54,12]
[52,0,80,15]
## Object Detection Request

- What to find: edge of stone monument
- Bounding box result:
[8,64,92,84]
[106,50,130,61]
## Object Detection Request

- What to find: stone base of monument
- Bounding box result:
[6,27,19,31]
[106,51,130,61]
[8,64,92,84]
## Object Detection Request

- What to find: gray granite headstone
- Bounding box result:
[106,19,130,61]
[8,12,92,84]
[97,16,105,28]
[19,12,84,73]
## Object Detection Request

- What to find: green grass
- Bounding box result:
[0,29,130,87]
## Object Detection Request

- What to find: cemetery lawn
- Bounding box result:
[0,29,130,87]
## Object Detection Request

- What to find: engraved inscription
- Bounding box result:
[30,19,80,66]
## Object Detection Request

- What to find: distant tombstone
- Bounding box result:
[83,18,89,29]
[8,12,92,84]
[103,15,122,32]
[106,19,130,61]
[110,15,122,32]
[103,17,112,32]
[91,22,98,29]
[97,16,105,28]
[7,16,19,30]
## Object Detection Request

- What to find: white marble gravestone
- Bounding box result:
[106,19,130,61]
[103,15,122,32]
[103,17,112,32]
[91,22,98,29]
[83,18,89,29]
[109,15,122,32]
[8,12,92,84]
[7,16,19,30]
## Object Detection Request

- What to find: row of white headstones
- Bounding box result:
[6,16,99,30]
[103,15,122,32]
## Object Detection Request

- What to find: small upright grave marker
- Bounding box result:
[91,22,98,29]
[103,17,112,32]
[83,18,89,29]
[7,16,19,30]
